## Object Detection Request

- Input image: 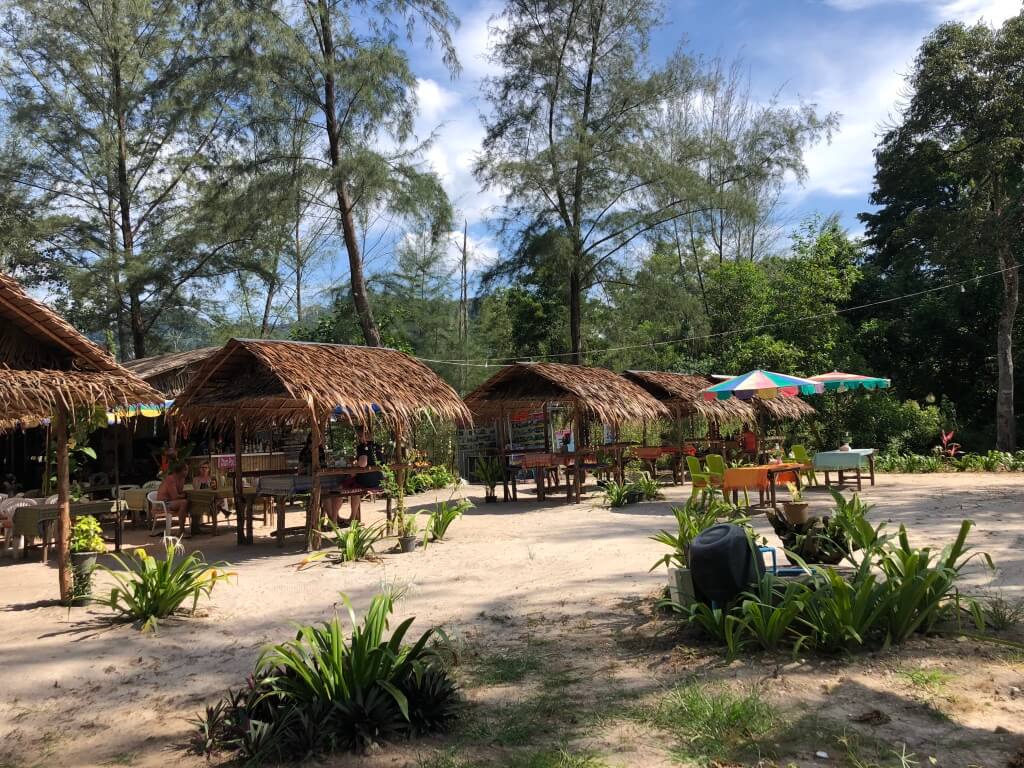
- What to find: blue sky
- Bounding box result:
[371,0,1020,280]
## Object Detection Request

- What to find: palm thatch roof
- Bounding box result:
[0,272,162,430]
[622,371,752,423]
[464,362,669,426]
[170,338,472,432]
[755,395,816,421]
[123,346,218,398]
[622,370,815,424]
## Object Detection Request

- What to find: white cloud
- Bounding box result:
[415,78,459,123]
[784,0,1020,203]
[825,0,1020,21]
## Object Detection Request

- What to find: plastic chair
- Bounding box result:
[705,454,727,485]
[1,498,37,557]
[146,491,173,536]
[685,456,715,499]
[790,445,818,486]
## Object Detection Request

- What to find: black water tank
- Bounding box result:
[689,523,765,605]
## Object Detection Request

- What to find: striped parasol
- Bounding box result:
[809,371,891,392]
[702,370,823,401]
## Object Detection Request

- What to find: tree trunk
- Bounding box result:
[569,265,582,365]
[112,50,144,358]
[55,408,71,603]
[317,0,381,347]
[996,240,1017,450]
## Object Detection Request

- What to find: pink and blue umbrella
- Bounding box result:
[809,371,891,392]
[702,370,824,401]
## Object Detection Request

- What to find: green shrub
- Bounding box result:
[405,465,458,495]
[672,493,993,656]
[195,591,460,762]
[427,499,472,542]
[630,471,662,501]
[301,519,384,568]
[102,539,234,632]
[70,515,105,553]
[474,457,503,496]
[603,480,633,508]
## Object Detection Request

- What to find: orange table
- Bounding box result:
[722,463,802,507]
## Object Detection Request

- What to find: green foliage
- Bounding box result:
[301,520,384,568]
[427,499,472,542]
[195,591,460,761]
[406,465,458,495]
[69,515,105,554]
[473,457,504,494]
[102,540,233,633]
[649,492,735,571]
[673,498,993,655]
[630,472,662,501]
[602,480,634,508]
[860,13,1024,449]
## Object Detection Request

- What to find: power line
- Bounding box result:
[415,262,1021,368]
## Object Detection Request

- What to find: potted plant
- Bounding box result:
[69,515,106,604]
[781,482,810,524]
[475,456,502,503]
[397,513,419,553]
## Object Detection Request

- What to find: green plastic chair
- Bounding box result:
[705,454,726,484]
[685,456,714,499]
[705,452,748,506]
[790,444,818,486]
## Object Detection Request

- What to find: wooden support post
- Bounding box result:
[393,422,407,534]
[307,416,323,552]
[497,406,509,501]
[54,408,71,603]
[573,410,583,504]
[234,417,245,545]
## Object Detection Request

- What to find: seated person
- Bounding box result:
[156,461,190,536]
[345,426,385,524]
[299,434,343,525]
[194,461,230,517]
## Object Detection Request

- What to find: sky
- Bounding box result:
[378,0,1022,281]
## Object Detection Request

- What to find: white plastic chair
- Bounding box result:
[146,491,173,536]
[43,494,59,504]
[1,498,38,557]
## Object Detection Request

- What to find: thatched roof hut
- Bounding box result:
[123,346,218,398]
[464,362,669,426]
[622,371,751,424]
[0,271,161,602]
[0,272,161,428]
[171,338,471,432]
[622,370,815,425]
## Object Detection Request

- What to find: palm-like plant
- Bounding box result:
[649,492,738,571]
[300,519,384,568]
[426,498,472,542]
[102,538,234,632]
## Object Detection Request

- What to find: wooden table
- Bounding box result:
[600,442,638,484]
[15,500,127,561]
[813,449,876,490]
[184,487,237,536]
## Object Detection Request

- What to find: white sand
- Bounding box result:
[1,473,1022,766]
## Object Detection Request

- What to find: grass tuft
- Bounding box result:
[637,681,775,763]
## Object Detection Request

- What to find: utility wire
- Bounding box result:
[415,261,1022,368]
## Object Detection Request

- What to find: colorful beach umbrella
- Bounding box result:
[809,371,891,392]
[106,400,172,425]
[702,370,823,401]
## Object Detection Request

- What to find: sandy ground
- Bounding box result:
[1,474,1023,768]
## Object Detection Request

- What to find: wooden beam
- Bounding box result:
[55,407,71,602]
[234,417,245,545]
[306,415,322,552]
